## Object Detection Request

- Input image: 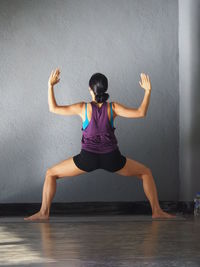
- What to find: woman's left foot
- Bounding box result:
[152,209,176,219]
[24,211,49,221]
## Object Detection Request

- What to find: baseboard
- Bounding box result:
[0,201,194,216]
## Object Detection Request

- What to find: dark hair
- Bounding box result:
[89,73,109,103]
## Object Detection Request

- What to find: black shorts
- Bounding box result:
[73,148,127,173]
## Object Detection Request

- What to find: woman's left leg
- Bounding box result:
[115,157,176,219]
[24,156,86,221]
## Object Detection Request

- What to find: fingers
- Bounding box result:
[139,73,151,91]
[50,68,60,81]
[140,72,150,83]
[140,73,145,85]
[50,70,54,78]
[55,68,60,75]
[48,68,61,85]
[143,73,147,83]
[140,73,145,83]
[53,70,56,76]
[55,68,60,76]
[51,68,60,75]
[56,68,60,77]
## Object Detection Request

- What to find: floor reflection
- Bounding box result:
[0,225,56,265]
[0,215,199,266]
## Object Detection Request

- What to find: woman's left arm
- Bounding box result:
[138,73,152,116]
[48,68,84,116]
[51,102,84,116]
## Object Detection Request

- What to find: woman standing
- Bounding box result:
[24,69,176,220]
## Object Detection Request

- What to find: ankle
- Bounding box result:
[40,208,50,216]
[152,206,162,214]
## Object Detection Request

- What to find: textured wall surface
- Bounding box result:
[0,0,179,203]
[179,0,200,201]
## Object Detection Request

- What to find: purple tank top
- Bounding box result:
[81,101,119,153]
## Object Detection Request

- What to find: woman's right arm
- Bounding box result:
[48,84,58,111]
[113,73,151,119]
[112,102,145,118]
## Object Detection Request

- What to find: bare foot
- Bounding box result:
[24,211,49,221]
[152,209,176,219]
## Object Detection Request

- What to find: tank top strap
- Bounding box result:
[110,102,113,128]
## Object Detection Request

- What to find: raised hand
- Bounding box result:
[48,68,61,87]
[139,73,151,92]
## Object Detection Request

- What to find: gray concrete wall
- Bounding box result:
[179,0,200,201]
[0,0,179,203]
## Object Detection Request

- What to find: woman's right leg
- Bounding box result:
[115,157,176,219]
[24,156,86,221]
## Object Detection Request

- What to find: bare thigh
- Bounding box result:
[47,156,86,179]
[115,157,151,178]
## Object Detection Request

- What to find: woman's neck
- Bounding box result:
[91,100,105,107]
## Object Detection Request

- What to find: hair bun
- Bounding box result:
[95,92,109,103]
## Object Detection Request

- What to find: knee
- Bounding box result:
[46,168,57,178]
[143,167,152,176]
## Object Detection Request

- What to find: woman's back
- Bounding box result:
[82,101,116,130]
[81,101,119,154]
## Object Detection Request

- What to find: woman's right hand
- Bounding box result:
[48,68,61,87]
[139,73,151,92]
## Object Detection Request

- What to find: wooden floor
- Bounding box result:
[0,214,199,267]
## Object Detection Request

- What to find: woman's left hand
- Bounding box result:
[48,68,61,87]
[139,73,151,92]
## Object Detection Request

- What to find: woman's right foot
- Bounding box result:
[24,211,49,221]
[152,209,177,219]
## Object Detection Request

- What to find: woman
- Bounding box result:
[24,69,176,221]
